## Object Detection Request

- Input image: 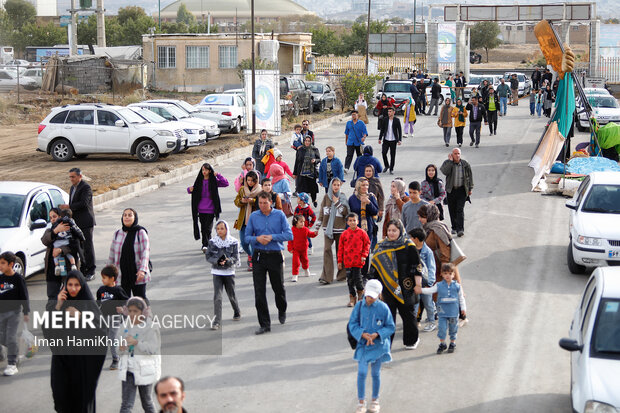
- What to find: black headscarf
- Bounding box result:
[120,208,146,290]
[191,163,222,240]
[425,164,442,199]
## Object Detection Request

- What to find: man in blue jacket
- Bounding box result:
[245,192,294,335]
[344,111,368,173]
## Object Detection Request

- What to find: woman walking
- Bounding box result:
[233,171,261,270]
[382,179,409,238]
[188,163,228,252]
[293,135,321,207]
[108,208,151,300]
[355,93,369,124]
[316,178,350,284]
[375,93,396,132]
[421,164,446,221]
[445,76,455,100]
[543,84,554,117]
[349,177,379,276]
[252,129,274,176]
[403,96,417,138]
[451,98,468,147]
[438,98,453,147]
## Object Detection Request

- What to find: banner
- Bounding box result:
[243,70,281,135]
[528,121,565,191]
[438,23,456,63]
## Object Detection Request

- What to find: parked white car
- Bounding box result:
[565,171,620,274]
[142,99,222,138]
[128,104,206,147]
[0,69,38,92]
[196,93,247,134]
[128,107,189,152]
[37,104,185,162]
[0,181,69,277]
[559,266,620,413]
[576,95,620,132]
[583,88,611,97]
[22,67,43,88]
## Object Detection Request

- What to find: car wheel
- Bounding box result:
[233,119,241,134]
[372,107,379,117]
[13,255,25,277]
[136,140,160,162]
[438,95,444,105]
[50,139,75,162]
[293,101,300,117]
[567,242,586,274]
[330,100,334,110]
[575,117,586,132]
[307,100,314,114]
[318,101,325,112]
[75,154,88,160]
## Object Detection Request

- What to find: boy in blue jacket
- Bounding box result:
[348,279,395,413]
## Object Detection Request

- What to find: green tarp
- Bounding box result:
[596,122,620,155]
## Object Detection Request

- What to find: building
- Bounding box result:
[499,22,589,45]
[142,32,312,91]
[156,0,314,25]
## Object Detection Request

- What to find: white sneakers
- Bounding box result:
[356,401,367,413]
[291,275,298,282]
[308,247,313,255]
[423,322,437,332]
[405,338,420,350]
[3,364,18,376]
[368,400,380,413]
[302,268,310,277]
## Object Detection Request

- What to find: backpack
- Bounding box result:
[346,301,362,349]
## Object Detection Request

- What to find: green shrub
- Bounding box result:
[338,72,381,109]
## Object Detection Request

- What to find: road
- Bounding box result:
[1,104,590,412]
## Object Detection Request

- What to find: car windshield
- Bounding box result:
[134,109,167,123]
[0,194,25,228]
[116,108,147,124]
[174,100,199,113]
[307,83,323,93]
[384,83,411,93]
[588,96,619,109]
[581,184,620,213]
[591,299,620,359]
[165,105,190,119]
[202,95,233,106]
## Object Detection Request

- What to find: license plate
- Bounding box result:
[609,250,620,258]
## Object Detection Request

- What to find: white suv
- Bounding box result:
[566,171,620,273]
[37,104,185,162]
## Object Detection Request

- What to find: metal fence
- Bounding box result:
[600,57,620,83]
[312,56,427,75]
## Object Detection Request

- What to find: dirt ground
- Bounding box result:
[0,91,342,196]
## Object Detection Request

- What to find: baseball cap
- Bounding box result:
[365,279,383,299]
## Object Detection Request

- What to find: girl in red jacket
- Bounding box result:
[338,213,371,307]
[288,215,318,282]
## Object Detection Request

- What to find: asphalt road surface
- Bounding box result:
[2,105,590,412]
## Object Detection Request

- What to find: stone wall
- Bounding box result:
[58,57,112,94]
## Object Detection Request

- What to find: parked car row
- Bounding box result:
[575,88,619,132]
[0,68,39,92]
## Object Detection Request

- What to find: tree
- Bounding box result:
[310,26,343,56]
[341,20,389,55]
[236,58,277,81]
[77,14,98,45]
[338,72,381,108]
[470,21,501,63]
[176,4,196,26]
[16,22,67,50]
[117,6,148,25]
[3,0,35,30]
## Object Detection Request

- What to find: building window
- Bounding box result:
[186,46,210,69]
[219,46,238,69]
[158,46,176,69]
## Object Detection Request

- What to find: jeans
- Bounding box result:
[198,213,215,248]
[447,186,467,233]
[529,102,536,116]
[469,121,481,145]
[415,293,437,324]
[381,140,397,172]
[499,97,508,115]
[252,250,287,328]
[239,225,253,256]
[357,359,382,400]
[346,267,364,296]
[427,98,439,115]
[536,103,542,117]
[108,325,119,360]
[345,145,363,170]
[437,317,459,341]
[455,126,464,145]
[0,310,20,365]
[487,110,498,134]
[120,372,157,413]
[213,275,240,324]
[443,127,452,145]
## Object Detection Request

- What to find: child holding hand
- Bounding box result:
[288,215,318,282]
[294,192,317,254]
[338,214,370,307]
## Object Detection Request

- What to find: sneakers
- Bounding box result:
[445,143,449,147]
[54,265,61,276]
[356,401,367,413]
[451,229,457,236]
[344,169,349,174]
[457,231,464,237]
[247,256,253,271]
[201,246,208,253]
[109,358,119,370]
[423,322,436,332]
[469,141,474,146]
[404,338,420,350]
[70,264,77,271]
[211,322,220,331]
[368,400,380,413]
[302,268,310,277]
[475,144,479,148]
[308,247,313,255]
[291,275,298,282]
[3,364,18,376]
[437,342,447,354]
[448,342,456,353]
[233,313,241,321]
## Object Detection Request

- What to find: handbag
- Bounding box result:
[437,118,442,128]
[450,238,467,266]
[282,193,294,217]
[346,302,362,350]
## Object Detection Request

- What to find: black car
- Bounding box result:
[280,76,313,116]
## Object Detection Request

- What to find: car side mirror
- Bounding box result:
[115,120,126,127]
[565,199,577,210]
[559,337,583,352]
[30,219,47,231]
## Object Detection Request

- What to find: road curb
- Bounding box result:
[93,112,349,212]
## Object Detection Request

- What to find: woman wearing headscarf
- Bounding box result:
[543,84,555,117]
[316,178,349,284]
[375,93,396,131]
[234,157,259,192]
[382,179,409,238]
[265,148,294,179]
[233,170,262,270]
[355,93,369,124]
[44,270,107,413]
[369,219,422,349]
[363,164,384,227]
[438,98,453,147]
[188,163,229,252]
[349,177,379,275]
[108,208,151,300]
[420,164,446,221]
[451,98,468,147]
[445,75,455,100]
[293,135,321,207]
[252,129,274,176]
[403,95,417,138]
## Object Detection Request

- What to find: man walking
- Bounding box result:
[245,192,293,335]
[301,119,314,144]
[483,86,499,136]
[66,168,96,280]
[418,79,427,115]
[344,111,368,173]
[542,69,553,88]
[496,78,510,116]
[378,107,402,175]
[426,78,441,116]
[510,74,519,106]
[440,148,473,237]
[454,73,464,101]
[465,96,487,148]
[410,79,420,114]
[531,67,541,90]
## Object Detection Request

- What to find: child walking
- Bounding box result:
[338,214,370,307]
[96,264,129,370]
[409,228,437,332]
[288,215,318,282]
[294,192,317,254]
[416,263,466,354]
[0,251,30,376]
[205,220,241,329]
[348,279,395,413]
[117,297,160,413]
[535,89,543,117]
[50,208,85,275]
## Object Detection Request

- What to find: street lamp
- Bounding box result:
[365,0,371,74]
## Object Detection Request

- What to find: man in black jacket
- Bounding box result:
[67,168,96,280]
[409,80,420,114]
[531,68,541,90]
[509,74,519,106]
[465,97,487,148]
[426,78,441,116]
[378,107,402,174]
[483,86,500,136]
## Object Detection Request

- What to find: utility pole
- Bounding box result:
[365,0,371,74]
[158,0,161,30]
[96,0,106,47]
[70,0,78,56]
[251,0,256,134]
[413,0,417,33]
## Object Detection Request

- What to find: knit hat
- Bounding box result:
[270,164,285,185]
[273,148,283,159]
[365,279,383,299]
[298,192,310,205]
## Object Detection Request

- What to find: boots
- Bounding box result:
[347,295,356,307]
[357,290,364,302]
